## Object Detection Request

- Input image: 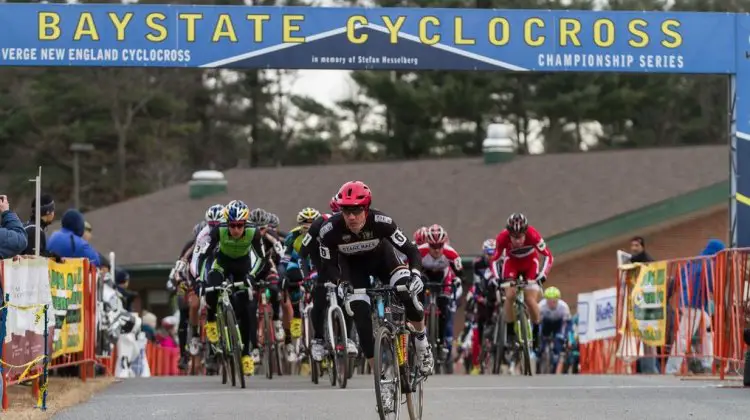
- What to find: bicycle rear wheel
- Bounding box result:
[373,326,400,420]
[225,305,247,388]
[263,308,274,380]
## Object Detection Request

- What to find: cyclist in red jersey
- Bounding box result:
[489,213,553,351]
[418,224,463,368]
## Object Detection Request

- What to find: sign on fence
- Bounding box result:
[1,258,53,369]
[48,259,85,358]
[627,261,668,346]
[577,287,617,344]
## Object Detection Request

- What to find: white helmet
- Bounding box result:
[205,204,225,224]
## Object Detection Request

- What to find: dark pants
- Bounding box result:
[205,255,258,355]
[337,241,423,359]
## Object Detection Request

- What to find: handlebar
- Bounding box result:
[500,277,532,289]
[343,284,420,318]
[203,280,245,293]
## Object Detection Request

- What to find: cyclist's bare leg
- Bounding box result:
[525,288,541,323]
[503,286,517,322]
[188,291,200,336]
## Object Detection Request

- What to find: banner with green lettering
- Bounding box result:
[48,259,85,358]
[628,260,668,346]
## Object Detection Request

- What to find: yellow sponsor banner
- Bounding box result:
[48,259,85,358]
[628,260,668,346]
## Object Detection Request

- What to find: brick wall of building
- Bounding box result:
[552,207,728,303]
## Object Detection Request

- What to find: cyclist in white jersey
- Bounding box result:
[538,286,570,370]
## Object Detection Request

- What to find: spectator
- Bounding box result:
[141,311,157,342]
[0,195,28,259]
[156,316,178,349]
[82,221,111,269]
[629,236,654,263]
[23,193,55,256]
[46,209,101,267]
[115,268,138,312]
[627,236,660,374]
[665,239,724,374]
[83,221,92,242]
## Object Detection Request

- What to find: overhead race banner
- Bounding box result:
[628,261,668,347]
[48,259,85,358]
[0,4,736,72]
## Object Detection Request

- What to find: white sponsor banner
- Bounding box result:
[115,332,151,378]
[577,287,617,344]
[2,257,53,340]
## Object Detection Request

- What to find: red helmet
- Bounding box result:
[336,181,372,208]
[329,195,340,213]
[426,224,448,246]
[413,226,428,245]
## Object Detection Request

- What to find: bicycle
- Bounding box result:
[255,277,284,379]
[324,282,349,387]
[202,276,249,388]
[346,284,425,420]
[423,281,449,375]
[500,276,534,377]
[537,331,556,374]
[479,290,507,375]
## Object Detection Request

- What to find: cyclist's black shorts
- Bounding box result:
[339,240,406,289]
[208,254,251,288]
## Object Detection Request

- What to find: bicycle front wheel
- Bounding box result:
[406,335,424,420]
[216,308,229,385]
[373,326,400,420]
[225,305,247,389]
[332,308,348,389]
[517,309,533,376]
[428,305,440,375]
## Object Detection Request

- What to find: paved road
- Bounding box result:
[55,373,749,419]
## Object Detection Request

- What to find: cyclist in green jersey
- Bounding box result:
[202,200,266,376]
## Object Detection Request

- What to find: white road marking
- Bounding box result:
[98,383,719,399]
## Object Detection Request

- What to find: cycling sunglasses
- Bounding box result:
[340,206,365,216]
[428,243,444,250]
[228,222,245,229]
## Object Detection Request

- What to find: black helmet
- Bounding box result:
[506,213,528,235]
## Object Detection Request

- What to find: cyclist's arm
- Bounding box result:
[560,301,571,334]
[317,233,341,282]
[197,226,220,275]
[299,216,325,277]
[529,227,553,277]
[373,212,421,272]
[489,231,508,279]
[180,239,194,260]
[248,230,266,277]
[445,246,464,280]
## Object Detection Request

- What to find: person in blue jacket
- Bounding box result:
[47,209,101,267]
[0,195,28,259]
[665,238,724,374]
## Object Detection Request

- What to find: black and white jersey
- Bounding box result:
[317,209,421,279]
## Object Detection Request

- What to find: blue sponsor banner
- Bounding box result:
[734,16,750,247]
[0,4,737,72]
